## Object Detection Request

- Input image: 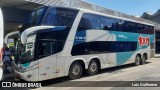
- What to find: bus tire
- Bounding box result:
[141,55,147,65]
[87,60,99,76]
[69,61,83,79]
[135,55,141,66]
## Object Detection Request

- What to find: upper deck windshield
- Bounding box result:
[28,7,46,26]
[21,7,79,32]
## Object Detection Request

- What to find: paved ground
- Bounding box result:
[1,56,160,90]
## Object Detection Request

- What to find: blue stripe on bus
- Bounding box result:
[116,51,135,65]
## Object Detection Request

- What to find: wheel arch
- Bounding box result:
[136,53,142,59]
[65,58,86,76]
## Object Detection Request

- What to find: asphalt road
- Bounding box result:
[1,55,160,90]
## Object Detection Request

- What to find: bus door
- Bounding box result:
[37,41,57,80]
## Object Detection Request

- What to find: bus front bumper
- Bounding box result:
[14,69,39,82]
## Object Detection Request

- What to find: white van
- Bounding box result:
[0,7,4,81]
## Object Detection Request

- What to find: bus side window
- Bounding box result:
[38,41,56,58]
[101,17,112,30]
[78,18,92,31]
[57,8,78,27]
[78,14,101,31]
[71,43,90,56]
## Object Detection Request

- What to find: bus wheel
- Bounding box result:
[87,60,98,75]
[141,55,146,65]
[135,55,141,66]
[69,61,83,79]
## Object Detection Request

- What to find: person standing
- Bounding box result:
[3,44,12,73]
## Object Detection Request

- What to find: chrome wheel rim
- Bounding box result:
[136,56,140,65]
[72,65,80,76]
[90,62,97,72]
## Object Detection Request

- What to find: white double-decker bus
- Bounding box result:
[14,6,155,82]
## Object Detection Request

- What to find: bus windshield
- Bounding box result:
[22,34,36,60]
[42,7,78,27]
[28,7,46,26]
[15,34,36,64]
[21,7,78,32]
[17,34,36,63]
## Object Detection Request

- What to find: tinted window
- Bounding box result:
[156,42,160,54]
[78,13,154,34]
[71,41,137,56]
[156,31,160,39]
[156,31,160,54]
[28,7,46,26]
[36,27,71,58]
[100,16,118,31]
[43,8,59,26]
[43,8,78,27]
[126,22,135,32]
[78,14,101,31]
[38,41,56,58]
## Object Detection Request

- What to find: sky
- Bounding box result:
[85,0,160,16]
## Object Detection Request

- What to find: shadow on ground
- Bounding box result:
[39,62,151,87]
